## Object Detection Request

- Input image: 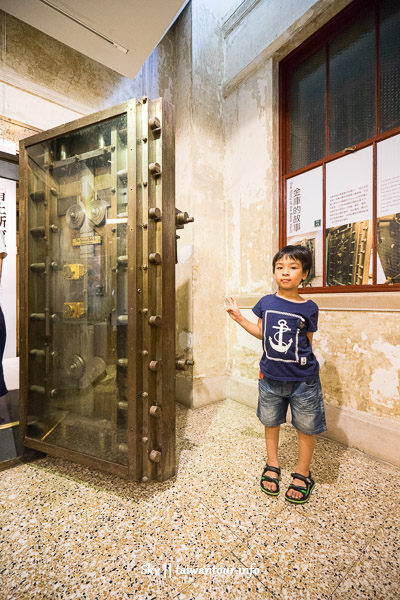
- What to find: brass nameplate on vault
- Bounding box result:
[72,235,102,247]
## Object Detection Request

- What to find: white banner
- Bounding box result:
[0,178,17,359]
[286,166,323,237]
[326,147,373,228]
[377,134,400,218]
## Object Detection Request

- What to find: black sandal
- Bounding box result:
[260,464,281,496]
[285,471,315,504]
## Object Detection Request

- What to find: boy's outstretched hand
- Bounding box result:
[225,296,242,322]
[225,295,262,339]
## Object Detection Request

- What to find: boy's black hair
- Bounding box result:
[272,245,312,274]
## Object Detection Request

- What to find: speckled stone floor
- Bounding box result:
[1,398,399,600]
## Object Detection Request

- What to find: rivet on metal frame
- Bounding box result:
[149,162,161,177]
[149,360,162,372]
[149,253,162,265]
[149,405,161,418]
[149,450,162,463]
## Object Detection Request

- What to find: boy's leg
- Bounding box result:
[286,430,315,500]
[262,425,280,492]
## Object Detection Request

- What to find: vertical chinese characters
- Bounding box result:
[0,191,6,235]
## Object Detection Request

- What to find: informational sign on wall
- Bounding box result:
[326,147,373,229]
[286,166,323,237]
[0,178,17,359]
[325,147,373,286]
[377,134,400,284]
[286,167,323,287]
[377,134,400,217]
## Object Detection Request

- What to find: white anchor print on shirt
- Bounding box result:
[269,319,293,354]
[264,310,304,363]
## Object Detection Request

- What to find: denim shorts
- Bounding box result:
[257,375,327,436]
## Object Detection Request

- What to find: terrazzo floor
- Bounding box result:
[0,398,399,600]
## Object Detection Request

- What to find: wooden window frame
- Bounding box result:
[279,0,400,293]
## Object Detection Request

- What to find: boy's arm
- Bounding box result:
[225,296,263,340]
[307,304,319,348]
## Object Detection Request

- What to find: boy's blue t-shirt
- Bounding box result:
[252,293,319,382]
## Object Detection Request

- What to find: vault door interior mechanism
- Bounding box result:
[19,97,186,482]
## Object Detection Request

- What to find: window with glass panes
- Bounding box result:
[280,0,400,291]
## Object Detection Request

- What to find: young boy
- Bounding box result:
[225,245,326,504]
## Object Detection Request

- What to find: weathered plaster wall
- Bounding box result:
[315,311,400,422]
[224,59,278,298]
[189,0,227,404]
[224,0,317,82]
[228,309,261,381]
[173,6,195,404]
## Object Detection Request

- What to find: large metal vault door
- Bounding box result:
[19,98,181,481]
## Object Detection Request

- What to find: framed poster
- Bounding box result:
[286,166,323,287]
[377,134,400,284]
[326,147,373,286]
